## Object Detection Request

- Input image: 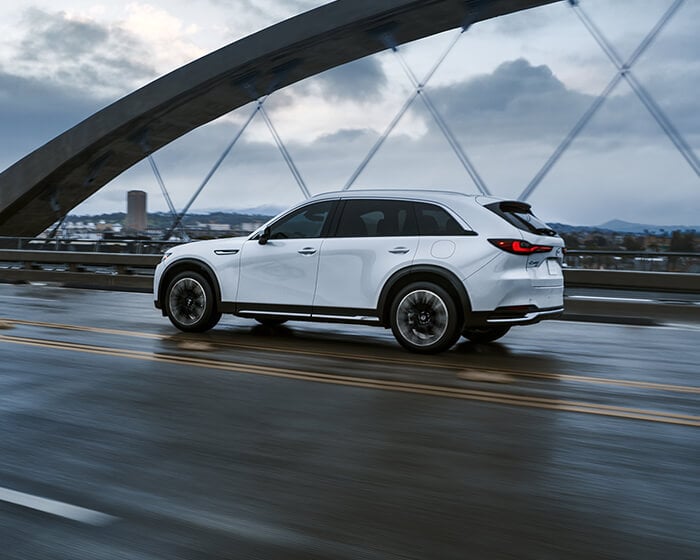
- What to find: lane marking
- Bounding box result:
[0,486,117,526]
[5,318,700,395]
[6,319,163,340]
[567,295,700,306]
[1,333,698,427]
[567,295,657,303]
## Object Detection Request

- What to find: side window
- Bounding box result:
[415,203,465,236]
[336,200,418,237]
[268,201,333,239]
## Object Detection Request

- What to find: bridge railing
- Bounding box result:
[0,241,698,294]
[565,250,699,273]
[0,236,178,254]
[0,246,162,291]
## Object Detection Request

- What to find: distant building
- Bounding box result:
[126,190,147,232]
[240,221,265,234]
[194,222,231,232]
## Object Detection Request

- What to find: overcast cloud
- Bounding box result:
[0,0,697,226]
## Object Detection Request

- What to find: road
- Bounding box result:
[0,283,698,559]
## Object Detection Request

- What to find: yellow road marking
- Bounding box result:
[1,333,698,427]
[6,318,700,395]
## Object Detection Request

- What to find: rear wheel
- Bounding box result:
[462,325,511,343]
[165,271,221,332]
[390,282,461,354]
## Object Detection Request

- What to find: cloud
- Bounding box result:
[19,8,109,59]
[13,8,155,97]
[426,58,699,147]
[315,57,388,102]
[0,71,105,167]
[121,3,205,72]
[427,59,588,142]
[207,0,327,40]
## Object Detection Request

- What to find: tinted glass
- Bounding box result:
[269,201,333,239]
[414,203,465,236]
[336,199,418,237]
[486,201,557,236]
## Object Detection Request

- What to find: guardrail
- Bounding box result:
[0,249,161,291]
[0,246,698,294]
[564,269,699,293]
[0,236,177,254]
[565,250,699,273]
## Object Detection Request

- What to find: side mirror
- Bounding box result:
[258,227,271,245]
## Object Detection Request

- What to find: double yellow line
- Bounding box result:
[1,332,698,427]
[6,318,700,396]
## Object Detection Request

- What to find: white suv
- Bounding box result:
[154,190,565,353]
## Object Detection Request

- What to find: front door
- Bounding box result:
[236,201,334,313]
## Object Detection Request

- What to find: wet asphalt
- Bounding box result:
[0,283,698,559]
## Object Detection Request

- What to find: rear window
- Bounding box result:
[414,203,469,236]
[485,201,557,237]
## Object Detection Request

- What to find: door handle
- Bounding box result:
[389,247,410,254]
[298,247,317,255]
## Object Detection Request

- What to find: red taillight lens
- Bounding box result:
[489,239,553,255]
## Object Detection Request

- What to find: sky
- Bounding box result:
[0,0,698,226]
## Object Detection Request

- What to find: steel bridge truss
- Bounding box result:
[150,0,696,237]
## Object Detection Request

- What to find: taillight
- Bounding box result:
[489,239,553,255]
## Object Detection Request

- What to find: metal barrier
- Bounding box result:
[0,246,698,294]
[0,249,161,291]
[0,236,177,254]
[565,250,699,273]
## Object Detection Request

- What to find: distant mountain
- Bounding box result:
[548,222,599,234]
[196,205,286,216]
[596,220,699,234]
[549,220,698,235]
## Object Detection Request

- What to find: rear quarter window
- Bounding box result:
[414,202,472,236]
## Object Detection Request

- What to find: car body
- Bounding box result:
[154,190,565,353]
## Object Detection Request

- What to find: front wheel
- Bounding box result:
[165,271,221,332]
[389,282,461,354]
[462,325,511,343]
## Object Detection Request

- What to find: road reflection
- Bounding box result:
[0,284,698,559]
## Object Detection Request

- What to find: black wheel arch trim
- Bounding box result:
[377,265,471,326]
[158,258,223,312]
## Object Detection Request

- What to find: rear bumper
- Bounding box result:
[468,305,564,327]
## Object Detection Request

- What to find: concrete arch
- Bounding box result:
[0,0,555,236]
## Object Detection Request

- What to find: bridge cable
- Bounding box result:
[343,26,468,191]
[163,100,263,240]
[147,155,190,241]
[519,0,692,201]
[393,47,491,195]
[571,0,698,177]
[258,104,312,199]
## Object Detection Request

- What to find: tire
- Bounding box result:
[462,325,511,343]
[389,282,461,354]
[254,317,288,327]
[165,271,221,332]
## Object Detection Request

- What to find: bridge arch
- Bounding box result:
[0,0,555,236]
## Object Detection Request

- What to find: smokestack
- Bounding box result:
[126,190,147,232]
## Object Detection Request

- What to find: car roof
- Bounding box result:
[307,189,485,206]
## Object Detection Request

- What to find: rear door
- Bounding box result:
[313,199,419,314]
